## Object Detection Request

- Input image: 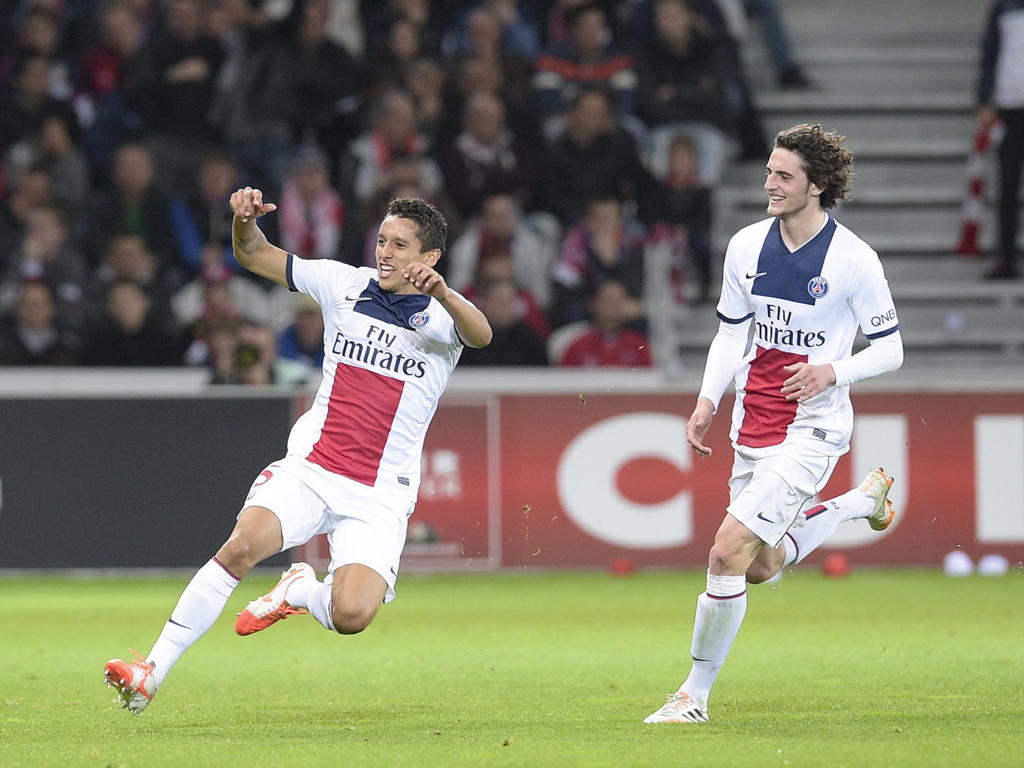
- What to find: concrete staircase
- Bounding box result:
[668,0,1024,369]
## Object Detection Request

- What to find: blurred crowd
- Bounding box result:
[0,0,812,379]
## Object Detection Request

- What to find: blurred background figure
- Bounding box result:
[459,278,548,366]
[438,91,538,218]
[446,193,557,309]
[557,278,651,368]
[85,143,179,270]
[85,233,180,325]
[0,201,85,329]
[126,0,223,194]
[0,280,79,365]
[541,88,652,226]
[277,293,325,375]
[278,145,346,261]
[551,197,646,327]
[81,278,184,366]
[170,151,243,278]
[534,2,637,125]
[648,134,714,302]
[976,0,1024,280]
[345,90,442,205]
[635,0,732,186]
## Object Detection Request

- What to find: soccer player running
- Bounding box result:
[644,124,903,724]
[104,191,491,714]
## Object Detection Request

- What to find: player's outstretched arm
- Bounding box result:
[403,262,493,348]
[230,186,289,287]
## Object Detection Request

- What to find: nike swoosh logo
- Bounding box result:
[746,272,768,280]
[346,295,372,302]
[756,512,773,523]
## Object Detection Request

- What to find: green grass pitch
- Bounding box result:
[2,568,1022,767]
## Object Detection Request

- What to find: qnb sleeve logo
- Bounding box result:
[556,413,693,549]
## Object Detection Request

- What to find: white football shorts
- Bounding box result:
[239,455,414,602]
[726,447,839,547]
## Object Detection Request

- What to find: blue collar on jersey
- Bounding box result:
[751,215,837,306]
[353,279,431,329]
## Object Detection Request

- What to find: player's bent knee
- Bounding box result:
[330,603,377,635]
[745,562,777,584]
[215,534,260,576]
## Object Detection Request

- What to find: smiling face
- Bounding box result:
[375,215,440,293]
[763,147,822,220]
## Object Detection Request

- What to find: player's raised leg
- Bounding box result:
[105,506,283,713]
[779,468,894,568]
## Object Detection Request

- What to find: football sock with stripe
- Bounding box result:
[305,581,338,632]
[782,489,873,565]
[146,558,239,686]
[679,572,747,702]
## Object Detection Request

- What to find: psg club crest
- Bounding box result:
[409,311,430,328]
[807,276,829,299]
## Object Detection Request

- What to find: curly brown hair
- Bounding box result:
[774,124,854,210]
[386,197,448,255]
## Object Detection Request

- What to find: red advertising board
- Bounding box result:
[302,390,1024,570]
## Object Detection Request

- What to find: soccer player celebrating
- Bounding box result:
[644,124,903,724]
[104,191,491,714]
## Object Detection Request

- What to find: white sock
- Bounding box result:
[784,489,873,565]
[680,572,747,702]
[147,558,239,686]
[305,581,338,632]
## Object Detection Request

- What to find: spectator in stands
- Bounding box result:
[404,57,447,143]
[75,0,147,176]
[0,201,85,330]
[4,111,90,227]
[85,142,179,270]
[368,16,425,100]
[233,322,279,384]
[0,281,79,365]
[551,197,646,327]
[351,155,463,269]
[460,278,548,366]
[277,293,325,370]
[85,233,180,326]
[463,251,550,339]
[977,0,1024,280]
[743,0,813,89]
[0,167,53,264]
[81,278,184,366]
[170,151,242,277]
[287,0,362,172]
[649,134,714,302]
[0,54,78,156]
[635,0,732,186]
[278,145,346,261]
[448,6,535,133]
[125,0,223,193]
[438,91,538,218]
[541,87,652,225]
[346,90,442,204]
[447,193,557,309]
[533,2,636,123]
[558,278,651,368]
[363,0,444,57]
[207,0,296,194]
[444,0,541,61]
[173,251,275,338]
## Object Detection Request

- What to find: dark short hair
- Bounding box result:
[385,197,448,254]
[774,124,854,210]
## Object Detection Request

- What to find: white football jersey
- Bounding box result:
[716,215,899,455]
[284,254,463,498]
